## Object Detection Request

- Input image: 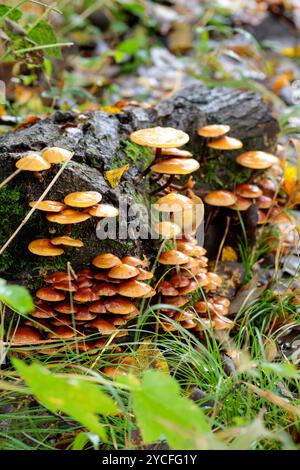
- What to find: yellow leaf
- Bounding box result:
[105,164,130,188]
[99,106,124,114]
[221,246,238,262]
[280,46,300,57]
[282,165,297,196]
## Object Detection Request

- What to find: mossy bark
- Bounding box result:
[0,83,279,289]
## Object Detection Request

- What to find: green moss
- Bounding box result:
[202,155,251,189]
[110,140,154,171]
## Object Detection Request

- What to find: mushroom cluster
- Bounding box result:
[28,191,119,255]
[157,233,233,333]
[8,253,155,353]
[130,126,200,194]
[16,147,72,180]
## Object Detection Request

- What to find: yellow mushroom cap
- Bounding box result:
[41,147,72,164]
[204,190,236,207]
[88,204,119,217]
[130,127,189,148]
[207,136,243,150]
[158,147,193,157]
[92,253,121,269]
[151,158,200,175]
[28,239,64,256]
[50,236,84,247]
[236,151,279,169]
[46,209,91,224]
[198,124,230,138]
[64,191,102,208]
[154,192,194,212]
[158,250,190,265]
[16,153,51,171]
[156,221,181,238]
[29,200,66,212]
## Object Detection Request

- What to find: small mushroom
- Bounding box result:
[229,196,252,211]
[130,127,189,148]
[207,136,243,150]
[8,326,42,344]
[45,271,74,283]
[46,209,91,224]
[51,236,84,247]
[158,148,193,157]
[31,303,55,318]
[16,153,51,171]
[55,301,78,314]
[28,239,64,256]
[64,191,102,208]
[36,287,65,302]
[236,151,279,169]
[158,281,179,296]
[88,204,119,217]
[121,256,145,267]
[198,124,230,138]
[236,184,263,199]
[48,326,77,339]
[158,250,190,265]
[74,288,98,303]
[89,300,107,313]
[136,268,153,281]
[257,195,273,209]
[89,318,118,335]
[151,158,200,175]
[93,282,117,296]
[41,147,72,163]
[204,190,236,207]
[92,253,121,269]
[53,281,77,292]
[29,200,66,212]
[105,297,136,315]
[108,263,140,279]
[154,192,194,212]
[118,280,152,298]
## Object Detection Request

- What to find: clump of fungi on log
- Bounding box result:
[28,191,119,256]
[8,254,154,355]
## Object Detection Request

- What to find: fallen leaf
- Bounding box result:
[221,246,238,262]
[229,273,267,315]
[105,164,130,188]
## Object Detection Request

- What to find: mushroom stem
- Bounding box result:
[135,147,163,182]
[150,174,175,196]
[34,171,43,181]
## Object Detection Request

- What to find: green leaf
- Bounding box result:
[0,4,22,21]
[0,279,33,314]
[119,370,211,449]
[13,359,119,439]
[27,20,61,58]
[71,432,100,450]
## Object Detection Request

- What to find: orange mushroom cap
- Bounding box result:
[88,204,119,217]
[105,297,136,315]
[46,209,91,224]
[236,184,263,199]
[118,279,152,297]
[204,190,236,207]
[41,147,72,164]
[28,239,64,256]
[16,153,51,171]
[158,250,190,265]
[36,287,65,302]
[236,151,279,169]
[198,124,230,138]
[257,195,273,209]
[64,191,102,208]
[151,158,200,175]
[108,263,140,279]
[207,136,243,150]
[9,326,42,344]
[29,200,65,212]
[154,192,194,212]
[50,236,84,247]
[89,318,118,335]
[229,196,252,211]
[158,147,193,157]
[92,253,121,269]
[130,127,189,148]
